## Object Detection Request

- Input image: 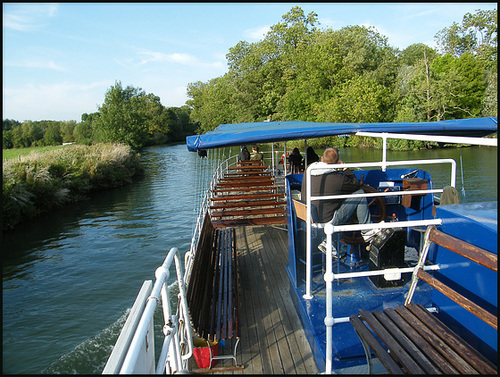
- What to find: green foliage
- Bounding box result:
[2,143,143,230]
[3,120,76,149]
[4,82,198,151]
[186,6,496,135]
[92,81,197,148]
[93,82,148,149]
[435,9,497,62]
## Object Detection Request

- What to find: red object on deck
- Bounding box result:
[193,338,219,368]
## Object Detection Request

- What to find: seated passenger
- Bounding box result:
[238,145,250,163]
[301,147,380,257]
[305,146,319,167]
[250,145,263,162]
[288,147,303,173]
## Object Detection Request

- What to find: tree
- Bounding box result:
[43,123,63,145]
[314,76,391,122]
[93,82,149,149]
[435,9,497,62]
[187,77,238,132]
[430,53,486,120]
[277,25,398,122]
[3,119,21,131]
[60,121,76,143]
[395,45,438,122]
[3,130,13,149]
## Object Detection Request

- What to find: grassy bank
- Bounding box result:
[3,145,68,160]
[2,143,143,231]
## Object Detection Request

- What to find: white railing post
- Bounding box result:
[382,133,388,172]
[118,247,193,374]
[304,166,313,299]
[323,223,335,374]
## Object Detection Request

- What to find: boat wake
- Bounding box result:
[42,309,130,374]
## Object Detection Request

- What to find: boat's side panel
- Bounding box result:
[431,202,497,363]
[103,280,155,374]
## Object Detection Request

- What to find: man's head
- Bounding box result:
[252,145,259,152]
[322,147,340,164]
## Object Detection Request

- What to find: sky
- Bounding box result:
[3,2,497,122]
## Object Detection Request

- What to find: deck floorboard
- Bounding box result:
[199,225,319,374]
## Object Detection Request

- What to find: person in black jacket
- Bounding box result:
[237,145,250,162]
[305,146,319,167]
[301,147,379,255]
[288,147,303,173]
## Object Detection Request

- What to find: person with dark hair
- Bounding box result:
[305,146,319,166]
[301,147,380,257]
[288,147,303,173]
[250,145,263,162]
[238,145,250,162]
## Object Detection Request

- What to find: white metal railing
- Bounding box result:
[303,159,454,300]
[300,131,496,374]
[118,248,193,374]
[300,145,461,373]
[301,157,454,374]
[185,153,239,285]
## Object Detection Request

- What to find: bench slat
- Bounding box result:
[227,229,233,339]
[213,186,277,193]
[211,207,286,218]
[384,308,458,373]
[211,200,287,209]
[396,305,481,374]
[211,193,285,201]
[429,228,497,272]
[417,268,497,329]
[209,229,222,339]
[212,216,287,228]
[349,314,404,374]
[188,214,239,343]
[372,310,442,374]
[228,165,269,170]
[407,303,497,375]
[220,175,273,181]
[359,309,425,374]
[231,228,239,338]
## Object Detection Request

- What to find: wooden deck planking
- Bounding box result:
[209,225,319,374]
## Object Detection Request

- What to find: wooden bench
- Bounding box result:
[186,213,241,369]
[350,225,497,374]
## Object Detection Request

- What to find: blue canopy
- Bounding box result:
[186,117,497,151]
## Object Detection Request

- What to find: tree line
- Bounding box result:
[3,82,199,151]
[3,7,496,152]
[187,7,497,133]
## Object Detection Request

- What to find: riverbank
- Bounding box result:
[2,143,143,231]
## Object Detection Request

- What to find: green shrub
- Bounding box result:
[2,143,143,231]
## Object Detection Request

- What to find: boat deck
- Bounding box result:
[190,225,319,374]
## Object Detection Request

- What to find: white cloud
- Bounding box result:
[3,3,58,31]
[5,59,65,72]
[401,8,441,21]
[3,81,111,121]
[243,25,270,41]
[138,52,199,66]
[127,50,225,72]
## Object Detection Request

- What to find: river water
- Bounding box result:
[2,143,497,374]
